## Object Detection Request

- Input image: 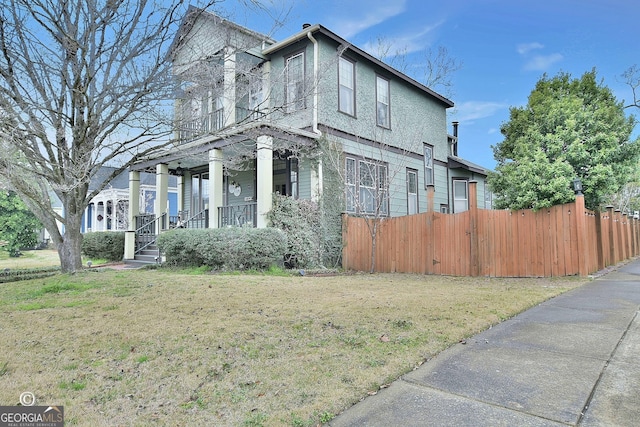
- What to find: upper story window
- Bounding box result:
[237,69,264,122]
[376,75,390,128]
[424,144,434,187]
[285,52,305,113]
[339,57,355,115]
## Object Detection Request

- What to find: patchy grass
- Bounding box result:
[0,249,109,270]
[0,269,587,426]
[0,249,61,269]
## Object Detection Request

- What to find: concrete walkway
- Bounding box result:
[329,260,640,427]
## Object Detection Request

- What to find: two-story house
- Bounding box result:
[123,7,488,261]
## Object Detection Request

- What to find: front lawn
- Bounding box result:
[0,268,586,426]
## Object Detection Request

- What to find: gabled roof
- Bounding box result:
[168,6,276,60]
[448,156,488,175]
[262,24,455,108]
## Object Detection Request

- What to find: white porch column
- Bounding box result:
[90,203,96,232]
[156,163,169,233]
[256,135,273,228]
[177,175,184,218]
[209,149,224,228]
[124,170,140,260]
[223,48,236,127]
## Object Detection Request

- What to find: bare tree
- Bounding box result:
[622,64,640,110]
[322,115,432,273]
[0,0,276,272]
[372,37,462,98]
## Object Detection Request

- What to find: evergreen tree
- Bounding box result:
[489,70,640,211]
[0,191,42,256]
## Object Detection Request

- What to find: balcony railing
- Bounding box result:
[218,203,257,228]
[178,108,224,141]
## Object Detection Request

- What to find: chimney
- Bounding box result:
[451,121,459,156]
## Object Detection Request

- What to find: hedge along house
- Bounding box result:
[124,7,489,262]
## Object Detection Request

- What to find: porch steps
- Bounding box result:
[125,245,160,267]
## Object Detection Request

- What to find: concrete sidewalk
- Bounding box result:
[329,260,640,427]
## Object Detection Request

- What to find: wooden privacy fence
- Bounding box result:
[342,182,640,277]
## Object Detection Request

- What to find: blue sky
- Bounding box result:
[224,0,639,170]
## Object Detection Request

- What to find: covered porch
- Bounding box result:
[123,123,321,261]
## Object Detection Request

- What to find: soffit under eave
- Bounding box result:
[131,128,318,172]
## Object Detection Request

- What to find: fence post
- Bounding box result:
[575,194,589,276]
[615,210,622,263]
[341,213,348,270]
[469,181,480,276]
[607,206,615,266]
[427,184,435,212]
[594,209,604,271]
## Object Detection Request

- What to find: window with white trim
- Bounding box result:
[424,144,434,187]
[339,57,355,115]
[376,75,390,128]
[345,157,356,212]
[344,156,389,215]
[453,179,468,213]
[285,52,305,113]
[407,169,418,215]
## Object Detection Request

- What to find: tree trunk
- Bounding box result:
[57,211,84,273]
[369,221,378,274]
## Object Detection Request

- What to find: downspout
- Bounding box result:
[307,30,324,200]
[307,31,321,135]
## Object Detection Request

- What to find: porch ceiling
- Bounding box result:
[132,122,320,172]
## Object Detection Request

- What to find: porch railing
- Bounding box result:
[134,213,166,255]
[218,203,257,228]
[184,209,208,229]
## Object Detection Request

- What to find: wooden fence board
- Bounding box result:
[342,193,640,277]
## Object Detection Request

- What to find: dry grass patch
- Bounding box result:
[0,269,587,426]
[0,249,61,269]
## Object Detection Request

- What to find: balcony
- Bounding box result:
[178,108,224,141]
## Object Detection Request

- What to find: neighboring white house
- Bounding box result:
[82,167,178,233]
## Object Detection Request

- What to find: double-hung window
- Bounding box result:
[339,57,355,115]
[424,144,434,187]
[345,156,388,216]
[376,76,390,128]
[285,52,305,113]
[407,169,418,215]
[453,179,469,213]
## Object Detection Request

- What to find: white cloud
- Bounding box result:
[516,42,562,71]
[361,20,444,56]
[524,53,564,71]
[516,42,544,55]
[329,0,407,39]
[454,101,508,123]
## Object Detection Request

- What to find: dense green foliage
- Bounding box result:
[157,228,287,270]
[489,70,640,211]
[81,232,125,261]
[0,191,43,257]
[267,195,322,268]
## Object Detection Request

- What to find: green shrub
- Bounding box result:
[157,228,287,270]
[267,195,322,268]
[81,232,125,261]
